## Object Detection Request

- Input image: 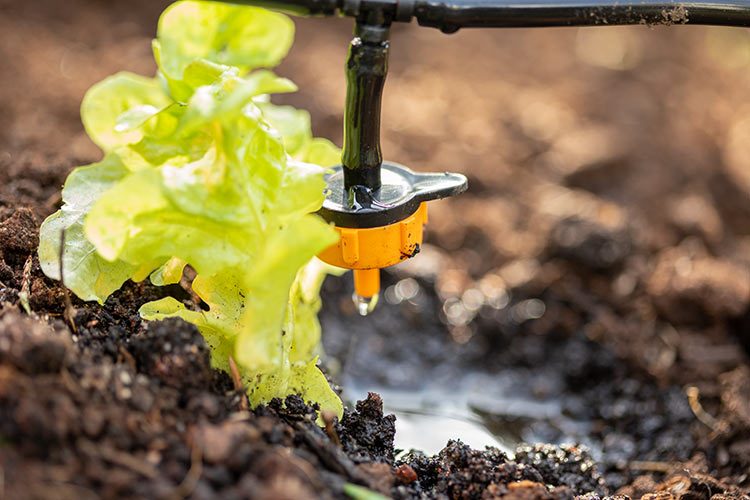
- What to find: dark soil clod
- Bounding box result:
[338,392,397,465]
[514,443,607,496]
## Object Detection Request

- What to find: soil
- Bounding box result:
[1,0,750,498]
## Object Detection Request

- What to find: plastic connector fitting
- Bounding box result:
[318,203,428,298]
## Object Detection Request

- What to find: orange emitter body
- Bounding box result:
[318,203,428,299]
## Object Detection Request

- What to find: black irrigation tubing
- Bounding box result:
[219,0,750,31]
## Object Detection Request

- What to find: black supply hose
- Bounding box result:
[221,0,750,30]
[410,0,750,32]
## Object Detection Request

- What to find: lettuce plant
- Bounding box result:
[38,1,343,417]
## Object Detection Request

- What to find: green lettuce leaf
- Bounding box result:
[154,1,294,101]
[38,155,142,303]
[248,357,344,421]
[232,215,337,370]
[259,103,312,157]
[38,0,344,419]
[139,236,342,417]
[82,73,170,151]
[300,138,342,166]
[149,257,187,286]
[259,103,342,166]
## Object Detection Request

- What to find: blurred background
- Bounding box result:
[2,0,749,490]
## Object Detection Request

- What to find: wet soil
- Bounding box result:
[2,0,750,498]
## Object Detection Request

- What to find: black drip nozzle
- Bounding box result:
[342,22,390,191]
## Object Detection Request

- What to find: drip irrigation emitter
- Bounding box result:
[223,0,750,314]
[315,19,468,314]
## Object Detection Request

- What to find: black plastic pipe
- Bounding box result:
[220,0,340,15]
[411,0,750,32]
[221,0,750,30]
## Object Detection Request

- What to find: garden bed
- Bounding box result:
[1,0,749,498]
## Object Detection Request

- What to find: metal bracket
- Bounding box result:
[319,162,467,228]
